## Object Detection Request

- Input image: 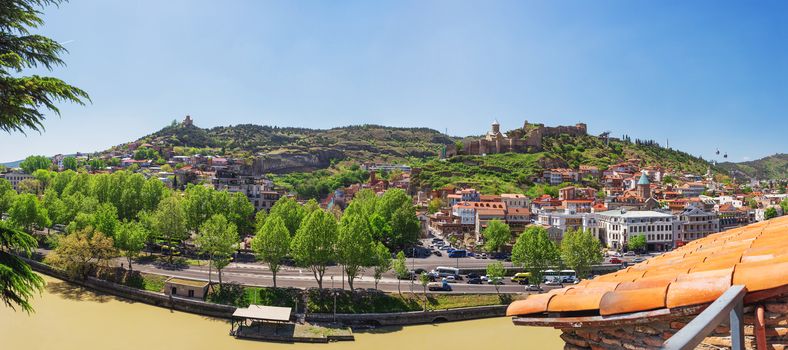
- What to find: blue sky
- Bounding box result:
[1,0,786,163]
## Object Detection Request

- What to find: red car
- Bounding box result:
[609,257,622,264]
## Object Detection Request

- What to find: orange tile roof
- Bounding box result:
[507,215,788,318]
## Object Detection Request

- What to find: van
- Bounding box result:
[511,272,531,285]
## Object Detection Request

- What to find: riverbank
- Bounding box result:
[0,275,563,350]
[24,257,516,326]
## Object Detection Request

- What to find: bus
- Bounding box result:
[432,266,460,278]
[448,249,467,258]
[542,269,560,283]
[559,270,578,283]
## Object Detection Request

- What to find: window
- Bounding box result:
[188,290,194,298]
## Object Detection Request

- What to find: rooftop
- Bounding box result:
[596,210,673,218]
[507,216,788,322]
[165,277,209,288]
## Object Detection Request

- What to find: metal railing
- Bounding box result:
[662,285,747,350]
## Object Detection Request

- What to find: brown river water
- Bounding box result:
[0,276,562,350]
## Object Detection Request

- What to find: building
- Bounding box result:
[445,120,587,156]
[675,206,719,247]
[507,216,788,350]
[596,209,676,252]
[212,170,280,212]
[1,171,34,191]
[501,193,529,209]
[164,277,208,300]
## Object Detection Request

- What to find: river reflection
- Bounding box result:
[0,276,562,350]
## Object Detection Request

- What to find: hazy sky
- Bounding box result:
[1,0,786,163]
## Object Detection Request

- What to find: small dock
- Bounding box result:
[230,305,354,343]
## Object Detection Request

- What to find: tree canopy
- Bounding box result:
[0,0,89,133]
[511,226,559,288]
[560,228,603,278]
[482,219,511,252]
[290,209,337,289]
[250,215,290,288]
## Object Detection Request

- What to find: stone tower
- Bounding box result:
[637,173,651,199]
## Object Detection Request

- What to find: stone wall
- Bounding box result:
[306,305,507,327]
[558,295,788,350]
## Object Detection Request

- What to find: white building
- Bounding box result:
[596,210,676,252]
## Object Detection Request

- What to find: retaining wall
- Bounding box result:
[28,259,508,326]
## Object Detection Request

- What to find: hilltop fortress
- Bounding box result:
[445,120,587,157]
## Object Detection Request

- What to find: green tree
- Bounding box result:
[0,0,89,134]
[371,242,392,290]
[511,226,559,290]
[19,156,50,174]
[32,169,52,189]
[269,196,305,236]
[250,215,290,288]
[764,207,778,220]
[114,221,148,271]
[427,198,443,214]
[225,192,254,235]
[628,234,647,253]
[16,178,42,195]
[290,209,337,289]
[62,156,77,171]
[560,228,603,279]
[140,178,166,213]
[44,227,116,279]
[337,212,375,290]
[0,220,44,312]
[8,193,50,232]
[482,219,511,253]
[0,179,16,213]
[388,201,420,250]
[486,261,505,295]
[393,250,409,295]
[151,195,188,264]
[418,272,430,311]
[253,210,268,233]
[196,214,238,286]
[92,203,119,239]
[781,199,788,216]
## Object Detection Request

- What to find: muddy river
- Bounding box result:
[0,276,562,350]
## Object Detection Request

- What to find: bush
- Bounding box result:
[207,282,247,307]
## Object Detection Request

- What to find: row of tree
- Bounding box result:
[251,189,420,290]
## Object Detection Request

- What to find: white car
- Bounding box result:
[444,276,457,283]
[480,275,489,282]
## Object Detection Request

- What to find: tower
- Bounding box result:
[637,173,651,199]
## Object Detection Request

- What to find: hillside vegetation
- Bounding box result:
[719,154,788,180]
[132,123,456,165]
[101,121,725,197]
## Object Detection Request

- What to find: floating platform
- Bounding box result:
[233,323,354,343]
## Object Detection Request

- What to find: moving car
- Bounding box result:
[467,277,483,284]
[525,284,542,292]
[609,257,623,264]
[623,251,636,256]
[632,257,646,263]
[427,282,452,292]
[510,272,531,285]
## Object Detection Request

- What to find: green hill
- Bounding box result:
[718,154,788,180]
[104,121,722,198]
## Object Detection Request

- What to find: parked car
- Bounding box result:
[609,257,623,264]
[623,251,636,256]
[439,245,450,251]
[428,282,452,291]
[467,277,483,284]
[480,253,488,259]
[432,250,442,257]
